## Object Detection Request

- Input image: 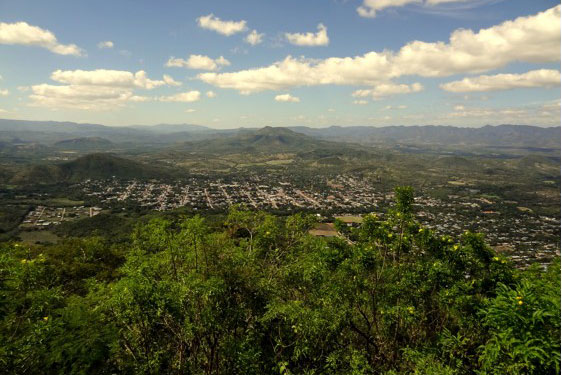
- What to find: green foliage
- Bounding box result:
[0,187,559,374]
[477,259,560,374]
[394,186,414,215]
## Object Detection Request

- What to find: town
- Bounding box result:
[20,205,102,228]
[17,173,560,267]
[52,174,559,266]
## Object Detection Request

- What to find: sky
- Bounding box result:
[0,0,560,128]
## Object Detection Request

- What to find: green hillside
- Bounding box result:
[172,126,363,155]
[11,153,169,184]
[54,137,113,151]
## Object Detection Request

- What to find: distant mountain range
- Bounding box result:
[128,123,213,134]
[4,124,560,185]
[0,119,218,145]
[288,125,561,149]
[0,118,559,149]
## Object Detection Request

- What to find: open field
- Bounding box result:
[19,230,60,245]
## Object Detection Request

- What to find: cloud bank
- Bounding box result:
[199,6,560,97]
[30,69,181,110]
[441,69,560,92]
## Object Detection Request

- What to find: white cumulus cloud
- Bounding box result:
[29,69,179,110]
[245,29,264,45]
[197,14,247,36]
[275,93,300,102]
[50,69,169,89]
[384,104,408,110]
[163,74,182,86]
[285,24,329,46]
[425,0,472,5]
[357,0,421,18]
[159,91,201,102]
[357,0,484,18]
[97,40,114,49]
[0,21,84,56]
[353,82,423,99]
[29,84,149,110]
[206,90,217,98]
[165,54,231,71]
[440,69,560,92]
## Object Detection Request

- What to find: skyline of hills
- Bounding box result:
[0,119,559,150]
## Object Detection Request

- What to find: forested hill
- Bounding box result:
[169,126,362,154]
[53,137,113,151]
[11,153,169,184]
[1,187,559,374]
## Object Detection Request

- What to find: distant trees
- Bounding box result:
[0,187,559,374]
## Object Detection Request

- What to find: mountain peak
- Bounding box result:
[256,126,297,136]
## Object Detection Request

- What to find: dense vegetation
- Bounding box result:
[0,187,559,374]
[11,153,170,185]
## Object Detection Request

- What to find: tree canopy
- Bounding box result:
[0,187,559,374]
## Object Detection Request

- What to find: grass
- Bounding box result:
[335,215,363,223]
[19,230,60,245]
[309,223,338,237]
[265,159,294,165]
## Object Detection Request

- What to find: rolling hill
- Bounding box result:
[11,153,170,185]
[170,126,365,155]
[54,137,113,150]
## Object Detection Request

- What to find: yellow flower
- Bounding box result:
[518,300,523,305]
[493,257,500,261]
[43,316,49,321]
[453,245,459,251]
[20,259,27,264]
[516,296,522,300]
[418,228,423,233]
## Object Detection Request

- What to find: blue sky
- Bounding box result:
[0,0,559,128]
